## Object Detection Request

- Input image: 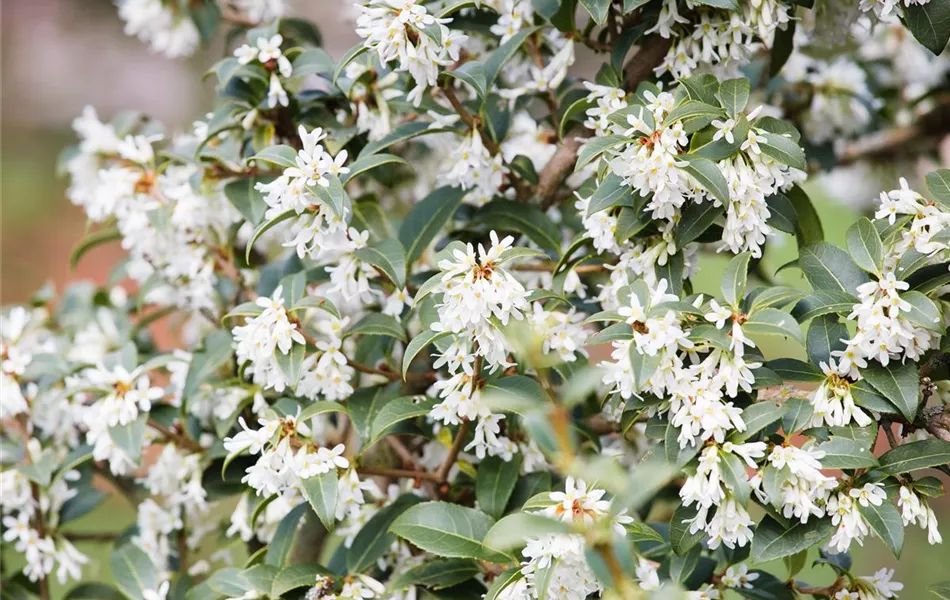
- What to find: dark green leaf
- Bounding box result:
[477,455,523,519]
[751,517,834,563]
[879,439,950,474]
[860,362,921,421]
[905,0,950,55]
[846,217,884,275]
[399,186,466,266]
[391,502,509,562]
[301,471,338,531]
[858,498,904,557]
[799,242,868,294]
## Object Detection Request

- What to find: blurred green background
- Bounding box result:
[0,0,946,597]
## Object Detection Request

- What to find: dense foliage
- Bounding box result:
[3,0,950,599]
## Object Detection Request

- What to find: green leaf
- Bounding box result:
[879,439,950,474]
[586,173,633,215]
[360,120,455,158]
[265,502,309,567]
[391,501,509,562]
[484,27,541,91]
[348,494,424,572]
[722,251,752,308]
[497,247,549,264]
[721,452,752,504]
[679,155,730,204]
[246,209,298,264]
[482,376,545,415]
[846,217,884,275]
[676,200,724,246]
[477,200,561,254]
[799,242,868,295]
[16,451,56,487]
[313,175,348,221]
[815,437,878,469]
[298,401,347,423]
[905,0,950,55]
[347,313,407,342]
[768,358,824,382]
[369,395,437,443]
[399,186,466,266]
[860,362,921,422]
[110,544,159,600]
[301,470,338,531]
[559,97,595,138]
[279,270,307,306]
[290,296,341,319]
[224,177,271,226]
[681,73,721,105]
[717,78,750,117]
[666,100,725,125]
[108,414,148,463]
[579,0,610,22]
[443,61,487,99]
[332,42,369,86]
[248,145,297,169]
[291,47,334,77]
[745,307,803,345]
[391,558,481,590]
[342,153,409,184]
[792,290,858,322]
[750,517,834,563]
[64,584,126,600]
[782,398,815,434]
[759,132,806,171]
[926,168,950,206]
[483,512,570,552]
[271,564,331,597]
[70,226,121,270]
[805,314,847,366]
[485,568,523,600]
[354,238,407,287]
[694,0,740,8]
[931,582,950,600]
[670,503,706,555]
[786,185,824,247]
[574,135,627,171]
[403,329,452,379]
[858,499,904,557]
[902,291,943,331]
[730,401,786,442]
[275,342,305,388]
[476,455,523,519]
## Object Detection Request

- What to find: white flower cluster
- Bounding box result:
[355,0,466,105]
[235,34,295,108]
[651,0,792,78]
[256,126,353,260]
[499,478,633,600]
[859,0,932,19]
[1,443,89,585]
[600,89,803,261]
[782,53,877,144]
[66,107,239,312]
[223,411,369,521]
[117,0,200,58]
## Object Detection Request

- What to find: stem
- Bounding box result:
[440,85,501,156]
[437,419,471,482]
[357,466,442,481]
[148,420,203,453]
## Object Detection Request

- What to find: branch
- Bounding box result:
[357,465,442,481]
[149,420,203,453]
[836,98,950,166]
[536,34,673,209]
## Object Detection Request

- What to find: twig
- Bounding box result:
[357,466,443,481]
[148,420,204,453]
[836,98,950,166]
[440,85,501,156]
[436,419,471,482]
[64,531,121,542]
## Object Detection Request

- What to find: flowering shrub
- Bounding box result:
[4,1,950,599]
